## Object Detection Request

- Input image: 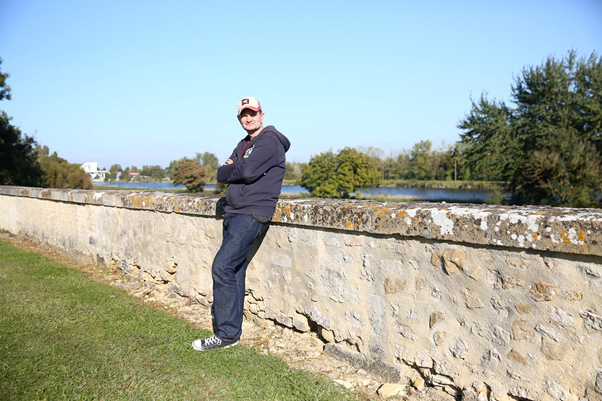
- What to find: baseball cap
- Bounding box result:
[237,97,262,116]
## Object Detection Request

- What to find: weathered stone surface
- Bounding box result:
[377,383,408,397]
[512,320,534,340]
[507,348,528,365]
[2,186,602,400]
[430,312,444,328]
[530,283,558,301]
[442,249,466,274]
[333,379,354,390]
[563,289,583,301]
[463,288,484,309]
[542,341,567,361]
[293,313,311,332]
[449,338,469,359]
[464,263,482,280]
[431,252,442,267]
[384,278,407,294]
[544,379,570,401]
[516,304,531,314]
[412,377,426,391]
[496,270,525,289]
[4,185,602,255]
[433,331,446,346]
[321,328,335,343]
[581,309,602,333]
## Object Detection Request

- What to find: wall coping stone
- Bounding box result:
[2,185,601,257]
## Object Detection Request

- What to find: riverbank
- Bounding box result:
[98,179,503,191]
[381,179,503,190]
[94,181,500,203]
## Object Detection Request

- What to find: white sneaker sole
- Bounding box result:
[191,340,239,351]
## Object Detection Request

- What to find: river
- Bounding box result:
[98,182,497,203]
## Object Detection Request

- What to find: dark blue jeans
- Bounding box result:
[212,213,268,341]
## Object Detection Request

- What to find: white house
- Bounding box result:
[81,162,107,181]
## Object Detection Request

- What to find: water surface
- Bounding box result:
[100,182,496,203]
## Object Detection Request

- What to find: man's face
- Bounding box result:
[238,109,264,133]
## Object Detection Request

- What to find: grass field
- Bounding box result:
[0,240,355,401]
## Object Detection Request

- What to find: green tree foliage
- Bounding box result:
[37,147,92,189]
[172,158,208,192]
[408,140,433,180]
[195,152,219,180]
[301,147,382,198]
[166,160,180,180]
[0,58,10,102]
[167,152,219,182]
[106,164,122,180]
[458,96,515,181]
[0,59,44,186]
[0,112,43,186]
[140,165,166,181]
[283,161,302,182]
[459,51,602,207]
[120,167,131,181]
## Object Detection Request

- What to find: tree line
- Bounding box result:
[1,51,601,207]
[297,50,602,207]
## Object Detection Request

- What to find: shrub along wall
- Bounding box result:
[1,185,601,401]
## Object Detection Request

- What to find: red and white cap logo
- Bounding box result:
[238,97,261,115]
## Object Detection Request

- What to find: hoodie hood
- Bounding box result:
[260,125,291,153]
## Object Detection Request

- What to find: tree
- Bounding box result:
[172,158,208,192]
[121,167,131,181]
[0,59,44,186]
[140,165,166,181]
[195,152,220,180]
[166,160,178,180]
[283,161,302,182]
[0,58,10,102]
[37,147,92,189]
[301,147,382,198]
[107,164,122,180]
[0,112,43,186]
[458,51,602,207]
[408,140,433,180]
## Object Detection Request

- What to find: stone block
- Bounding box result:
[384,278,407,294]
[430,311,444,328]
[463,288,484,309]
[516,303,531,314]
[542,341,567,361]
[507,348,528,365]
[377,383,408,397]
[433,331,446,346]
[512,320,534,340]
[530,283,558,301]
[442,249,467,274]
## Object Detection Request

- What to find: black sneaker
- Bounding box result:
[192,335,238,351]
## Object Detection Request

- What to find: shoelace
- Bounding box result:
[204,336,221,347]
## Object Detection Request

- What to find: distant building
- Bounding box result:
[81,162,107,181]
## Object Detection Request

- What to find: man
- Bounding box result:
[192,97,290,351]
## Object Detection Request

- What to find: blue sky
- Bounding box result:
[1,0,601,169]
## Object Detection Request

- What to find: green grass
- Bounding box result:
[0,240,353,401]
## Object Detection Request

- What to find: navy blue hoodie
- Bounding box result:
[217,125,291,218]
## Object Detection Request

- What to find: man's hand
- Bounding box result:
[224,159,233,165]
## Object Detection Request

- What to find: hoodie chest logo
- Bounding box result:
[243,145,254,159]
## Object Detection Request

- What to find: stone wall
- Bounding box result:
[1,185,601,401]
